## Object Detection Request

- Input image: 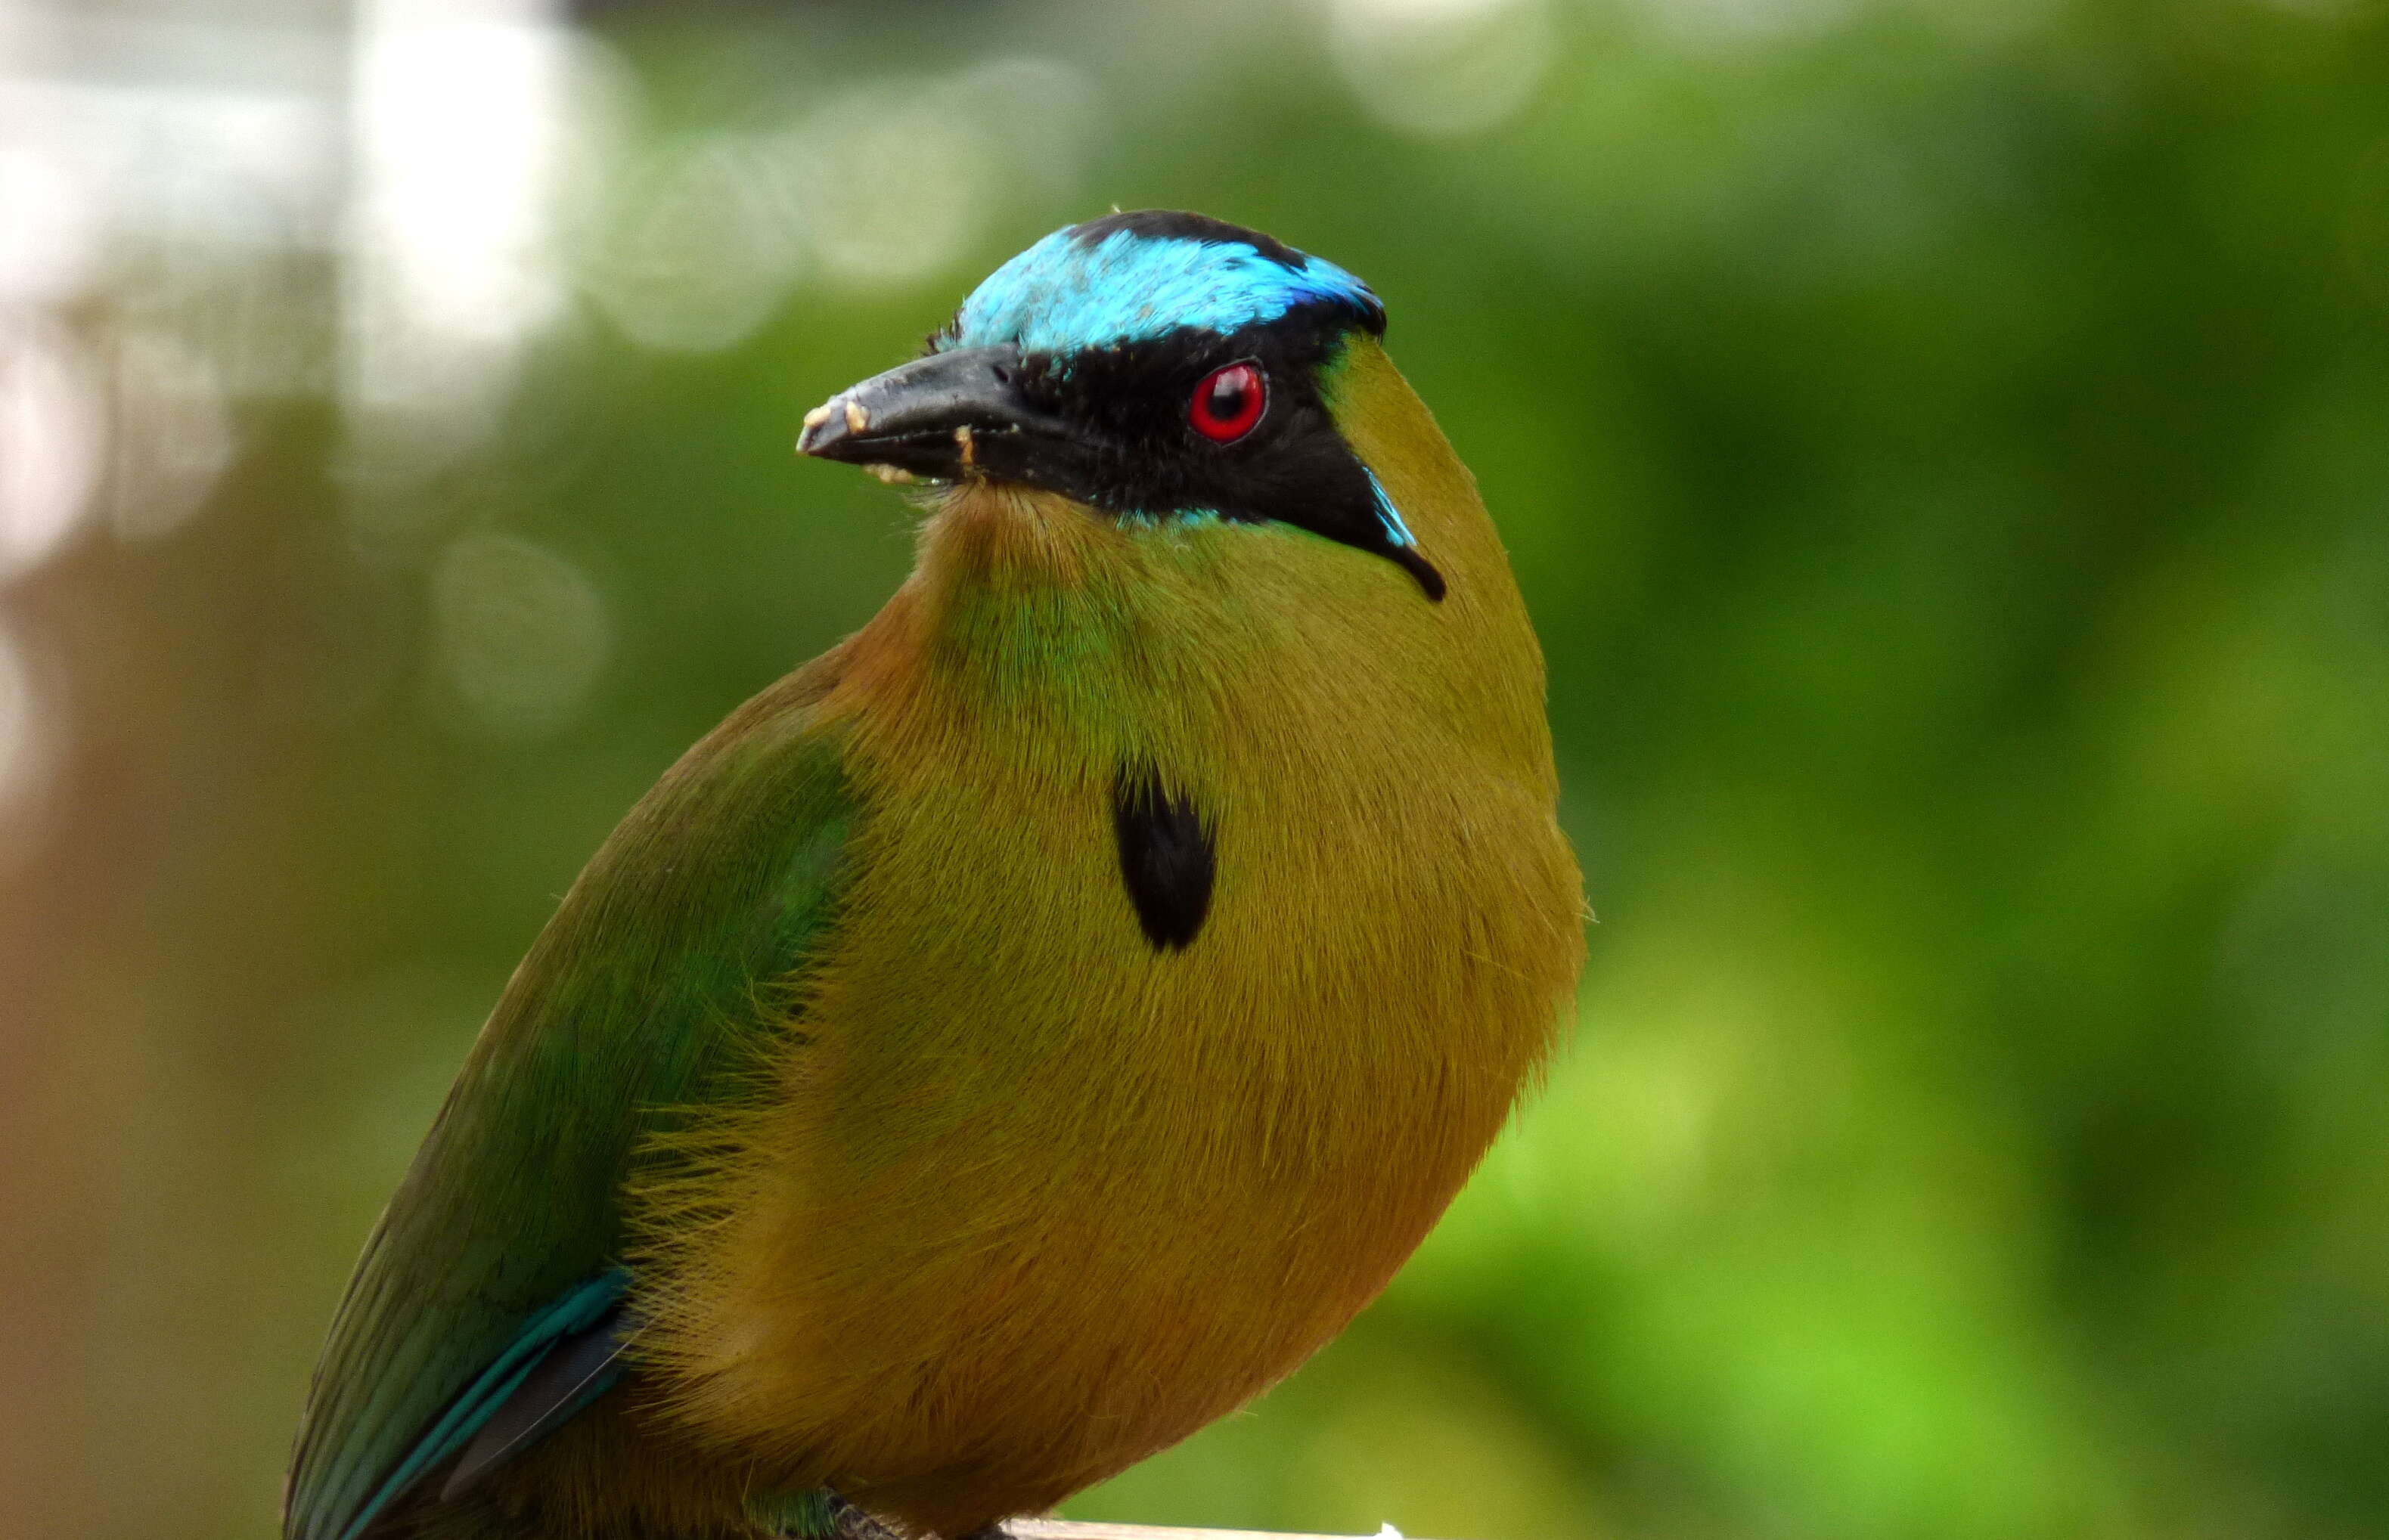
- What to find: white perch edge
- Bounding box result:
[1008,1521,1417,1540]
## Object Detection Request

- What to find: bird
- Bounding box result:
[284,209,1584,1540]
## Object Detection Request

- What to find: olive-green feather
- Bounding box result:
[286,671,857,1540]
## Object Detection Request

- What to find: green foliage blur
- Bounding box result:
[5,2,2389,1538]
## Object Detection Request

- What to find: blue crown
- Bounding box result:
[944,212,1383,356]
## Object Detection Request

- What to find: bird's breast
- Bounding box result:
[626,501,1580,1533]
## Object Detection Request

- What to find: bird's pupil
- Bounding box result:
[1208,375,1246,419]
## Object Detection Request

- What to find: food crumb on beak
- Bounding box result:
[865,464,916,485]
[802,402,833,430]
[844,399,870,434]
[954,423,976,469]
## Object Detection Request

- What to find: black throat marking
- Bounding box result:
[1112,766,1215,951]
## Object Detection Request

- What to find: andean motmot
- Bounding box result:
[284,210,1584,1540]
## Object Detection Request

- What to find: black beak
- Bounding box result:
[797,345,1091,489]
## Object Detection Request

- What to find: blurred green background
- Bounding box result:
[4,0,2388,1536]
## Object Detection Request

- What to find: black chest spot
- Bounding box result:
[1112,767,1215,951]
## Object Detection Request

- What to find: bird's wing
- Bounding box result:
[285,680,857,1540]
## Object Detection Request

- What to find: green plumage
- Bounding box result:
[288,674,852,1540]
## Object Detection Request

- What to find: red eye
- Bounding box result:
[1190,362,1266,443]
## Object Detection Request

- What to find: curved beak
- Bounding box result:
[797,345,1091,489]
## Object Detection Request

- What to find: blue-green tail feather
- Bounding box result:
[331,1271,629,1540]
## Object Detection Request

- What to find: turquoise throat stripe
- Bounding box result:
[1365,467,1419,549]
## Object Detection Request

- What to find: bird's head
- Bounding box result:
[798,210,1446,601]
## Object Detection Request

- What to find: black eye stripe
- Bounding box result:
[994,311,1442,601]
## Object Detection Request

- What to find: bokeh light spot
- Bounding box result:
[782,84,996,290]
[581,133,807,354]
[950,57,1100,202]
[108,330,236,541]
[0,315,104,582]
[1629,0,1859,45]
[0,146,100,305]
[428,531,611,739]
[1327,0,1554,138]
[0,619,60,867]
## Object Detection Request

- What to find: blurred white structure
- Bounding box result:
[0,0,350,838]
[341,0,614,483]
[0,311,101,582]
[0,0,1099,762]
[0,0,349,581]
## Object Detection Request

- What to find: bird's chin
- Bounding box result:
[916,480,1123,581]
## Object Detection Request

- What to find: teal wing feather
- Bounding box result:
[285,678,857,1540]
